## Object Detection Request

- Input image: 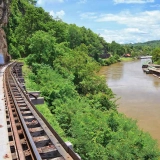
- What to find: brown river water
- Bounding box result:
[99,59,160,147]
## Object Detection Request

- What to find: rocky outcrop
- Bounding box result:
[0,0,9,26]
[0,28,10,63]
[0,0,10,63]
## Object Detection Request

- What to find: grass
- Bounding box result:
[16,58,37,91]
[120,57,134,62]
[36,104,67,140]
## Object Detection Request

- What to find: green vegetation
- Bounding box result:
[7,0,160,159]
[129,40,160,48]
[99,54,120,66]
[129,40,160,64]
[152,48,160,64]
[120,57,134,62]
[36,103,66,140]
[125,40,160,61]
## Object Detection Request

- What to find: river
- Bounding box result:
[100,60,160,147]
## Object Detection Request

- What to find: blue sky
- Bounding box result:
[37,0,160,44]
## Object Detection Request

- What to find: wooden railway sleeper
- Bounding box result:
[4,68,35,160]
[7,63,81,160]
[5,88,25,159]
[7,71,42,160]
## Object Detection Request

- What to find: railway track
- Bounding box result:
[3,62,81,160]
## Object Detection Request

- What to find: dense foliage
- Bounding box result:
[129,40,160,49]
[125,40,160,61]
[8,0,160,159]
[152,48,160,64]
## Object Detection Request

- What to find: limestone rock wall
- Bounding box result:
[0,0,11,63]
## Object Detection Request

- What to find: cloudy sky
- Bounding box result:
[37,0,160,44]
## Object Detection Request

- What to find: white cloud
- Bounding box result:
[100,28,152,44]
[99,23,160,44]
[49,10,65,18]
[95,10,160,43]
[113,0,154,4]
[80,12,97,19]
[97,10,160,28]
[37,0,64,5]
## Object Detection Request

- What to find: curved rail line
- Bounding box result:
[3,62,81,160]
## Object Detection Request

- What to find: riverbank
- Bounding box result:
[120,57,134,62]
[99,56,135,66]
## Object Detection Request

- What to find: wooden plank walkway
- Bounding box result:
[149,68,160,74]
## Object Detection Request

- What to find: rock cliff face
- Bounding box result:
[0,0,10,63]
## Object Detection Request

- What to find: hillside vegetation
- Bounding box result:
[128,40,160,48]
[129,40,160,64]
[6,0,160,159]
[125,40,160,63]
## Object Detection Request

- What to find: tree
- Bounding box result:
[67,24,83,49]
[26,31,57,66]
[152,48,160,64]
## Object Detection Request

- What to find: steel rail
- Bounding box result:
[5,62,81,160]
[10,63,73,159]
[7,63,42,160]
[14,63,81,160]
[4,63,35,160]
[4,69,25,160]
